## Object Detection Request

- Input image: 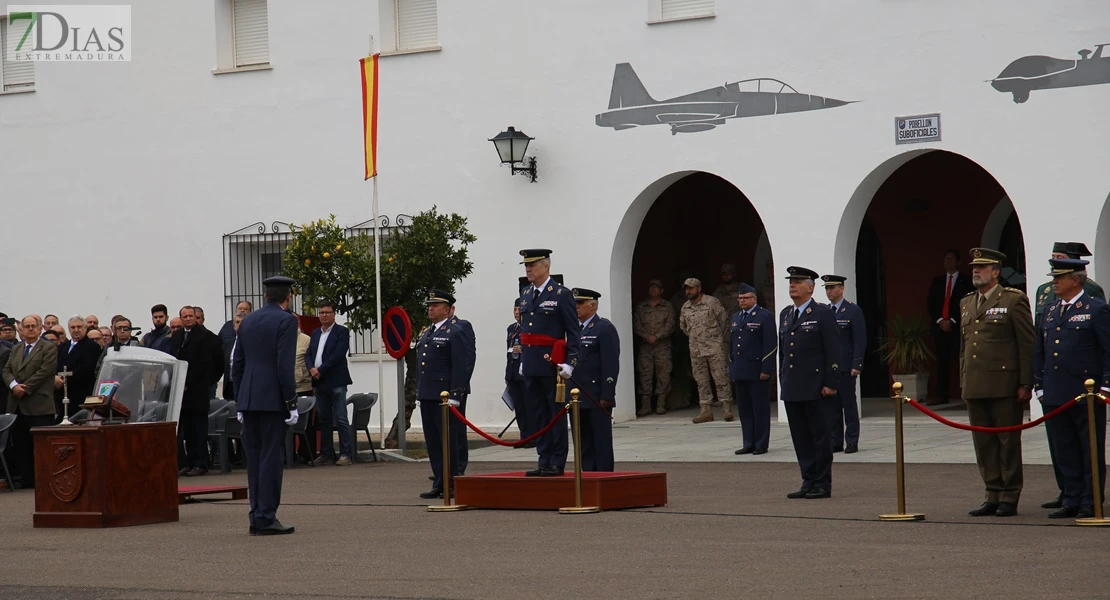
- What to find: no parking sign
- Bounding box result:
[381,306,413,359]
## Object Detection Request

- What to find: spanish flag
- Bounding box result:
[360,54,379,179]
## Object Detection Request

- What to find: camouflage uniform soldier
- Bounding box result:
[712,263,742,316]
[633,279,675,416]
[679,278,733,424]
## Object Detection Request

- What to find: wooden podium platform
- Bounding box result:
[454,471,667,511]
[32,422,179,528]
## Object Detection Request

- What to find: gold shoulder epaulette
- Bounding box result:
[1003,287,1024,294]
[963,291,976,298]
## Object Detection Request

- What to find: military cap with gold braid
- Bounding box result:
[968,247,1006,265]
[1047,257,1089,277]
[572,288,601,301]
[519,248,552,264]
[423,288,455,305]
[820,274,847,287]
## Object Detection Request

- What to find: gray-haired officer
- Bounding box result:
[821,274,866,454]
[518,249,580,477]
[570,288,619,472]
[1033,258,1109,518]
[779,266,840,499]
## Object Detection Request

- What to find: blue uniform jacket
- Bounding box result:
[454,317,476,394]
[573,316,620,408]
[519,279,581,377]
[416,317,475,401]
[778,301,841,401]
[728,306,776,381]
[232,303,298,412]
[1034,294,1110,406]
[505,322,524,383]
[831,300,867,373]
[305,323,354,389]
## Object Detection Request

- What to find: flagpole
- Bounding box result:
[373,174,385,450]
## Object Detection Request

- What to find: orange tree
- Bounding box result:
[282,207,476,446]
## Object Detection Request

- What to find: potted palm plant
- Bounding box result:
[876,314,935,401]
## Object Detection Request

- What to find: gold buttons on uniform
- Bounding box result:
[789,354,794,358]
[1054,352,1058,357]
[1055,340,1060,344]
[972,354,977,358]
[529,323,533,326]
[975,319,980,324]
[790,342,795,347]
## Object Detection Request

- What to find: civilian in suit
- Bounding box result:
[2,316,58,489]
[141,304,172,350]
[1033,258,1109,519]
[55,316,101,419]
[927,249,975,404]
[960,248,1035,517]
[822,275,867,453]
[779,267,841,500]
[729,283,776,455]
[306,301,354,465]
[416,289,475,498]
[170,306,225,477]
[505,299,530,442]
[220,303,252,399]
[569,288,619,472]
[0,339,10,409]
[518,249,581,477]
[232,276,299,535]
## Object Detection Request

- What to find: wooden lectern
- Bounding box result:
[31,422,179,528]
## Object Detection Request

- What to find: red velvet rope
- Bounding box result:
[451,405,569,447]
[905,398,1077,433]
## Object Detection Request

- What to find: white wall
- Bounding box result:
[2,0,1108,427]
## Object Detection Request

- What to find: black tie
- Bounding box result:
[532,287,540,303]
[792,308,800,326]
[23,344,32,358]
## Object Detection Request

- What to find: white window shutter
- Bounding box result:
[396,0,438,50]
[661,0,715,20]
[233,0,270,67]
[2,18,36,90]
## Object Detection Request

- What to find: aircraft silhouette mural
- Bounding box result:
[990,43,1110,103]
[594,63,854,135]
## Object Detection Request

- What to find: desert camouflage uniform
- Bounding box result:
[680,295,731,410]
[634,299,675,408]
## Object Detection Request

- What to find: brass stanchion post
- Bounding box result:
[1076,379,1110,526]
[560,388,599,514]
[880,382,925,521]
[428,391,466,512]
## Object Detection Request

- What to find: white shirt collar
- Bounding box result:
[533,277,552,293]
[1063,290,1086,306]
[793,298,813,313]
[433,318,449,331]
[580,315,596,328]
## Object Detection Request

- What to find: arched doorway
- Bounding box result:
[626,172,774,414]
[837,150,1026,406]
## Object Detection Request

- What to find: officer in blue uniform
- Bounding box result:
[505,298,531,444]
[1033,258,1110,518]
[416,289,474,499]
[729,283,776,455]
[519,249,580,477]
[447,304,475,475]
[569,288,619,472]
[779,266,841,499]
[232,275,299,536]
[821,274,867,454]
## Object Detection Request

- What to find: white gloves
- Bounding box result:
[1034,389,1044,400]
[285,410,299,426]
[448,398,461,407]
[558,363,574,379]
[236,412,244,423]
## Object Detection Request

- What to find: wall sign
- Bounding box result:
[895,113,941,145]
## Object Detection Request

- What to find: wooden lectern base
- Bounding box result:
[454,471,668,511]
[32,422,179,528]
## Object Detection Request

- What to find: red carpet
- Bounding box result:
[453,471,667,511]
[177,484,247,504]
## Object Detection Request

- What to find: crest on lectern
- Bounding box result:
[48,438,83,503]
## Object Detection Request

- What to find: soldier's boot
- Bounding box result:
[723,401,736,422]
[654,395,667,415]
[692,404,714,424]
[636,395,653,417]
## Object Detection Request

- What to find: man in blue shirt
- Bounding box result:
[729,283,776,455]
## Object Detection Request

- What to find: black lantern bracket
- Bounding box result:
[489,126,539,183]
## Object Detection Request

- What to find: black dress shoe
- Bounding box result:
[525,467,544,477]
[1077,506,1095,518]
[1047,506,1079,519]
[250,521,295,536]
[995,502,1018,517]
[805,488,831,499]
[752,449,768,455]
[734,447,754,455]
[538,466,564,477]
[787,488,811,499]
[1041,495,1063,509]
[178,467,190,477]
[968,501,999,516]
[419,488,443,499]
[844,445,858,454]
[428,475,434,481]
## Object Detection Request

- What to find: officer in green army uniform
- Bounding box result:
[1032,241,1106,510]
[960,248,1036,518]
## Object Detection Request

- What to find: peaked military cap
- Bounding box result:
[0,317,15,328]
[263,275,295,287]
[514,297,522,307]
[821,274,847,287]
[1047,257,1089,277]
[519,248,552,264]
[737,283,756,295]
[785,266,819,280]
[969,248,1006,265]
[424,288,455,305]
[572,288,601,301]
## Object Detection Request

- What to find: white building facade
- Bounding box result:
[2,0,1109,431]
